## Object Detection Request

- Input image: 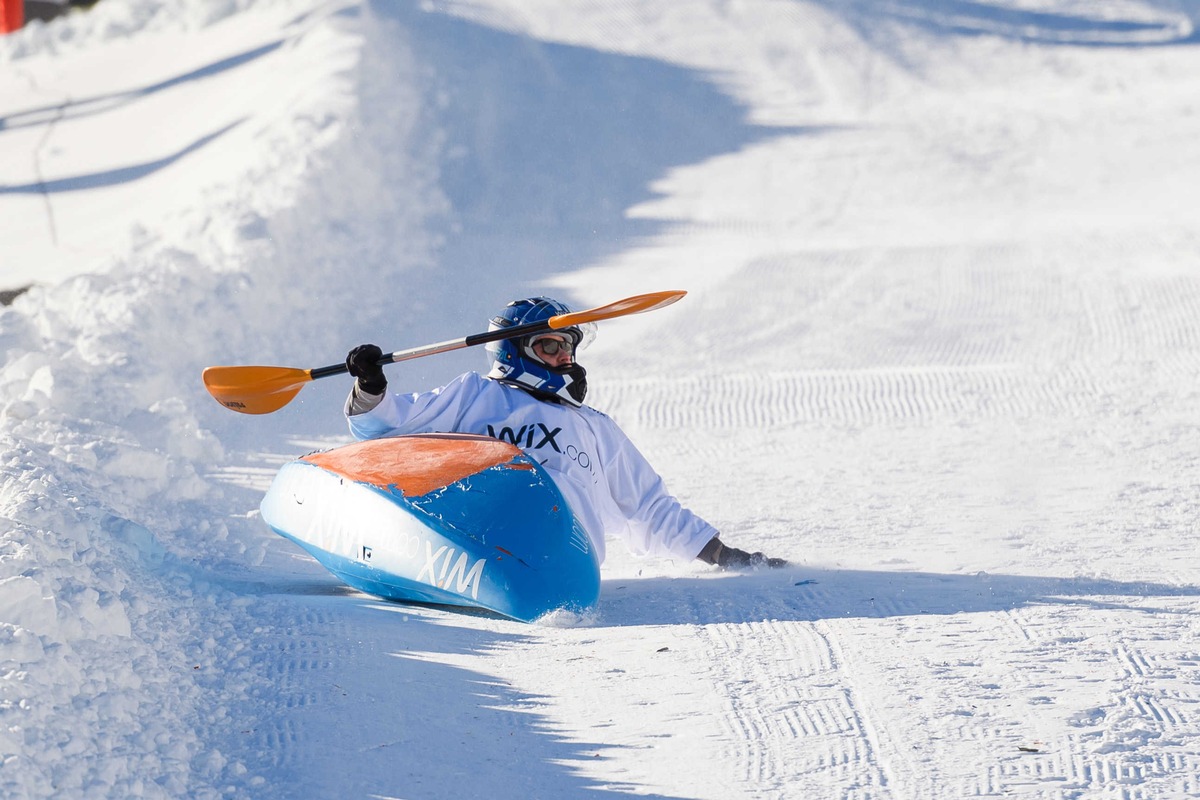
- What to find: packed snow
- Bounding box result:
[3,0,1200,797]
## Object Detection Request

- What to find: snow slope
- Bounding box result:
[3,0,1200,797]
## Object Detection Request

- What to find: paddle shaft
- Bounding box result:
[308,315,568,381]
[203,290,685,413]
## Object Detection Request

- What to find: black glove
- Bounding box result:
[346,344,387,395]
[698,537,788,570]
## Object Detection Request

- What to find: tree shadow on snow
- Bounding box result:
[820,0,1200,48]
[0,120,244,194]
[0,42,284,133]
[596,567,1200,627]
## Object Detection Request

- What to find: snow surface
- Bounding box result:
[3,0,1200,797]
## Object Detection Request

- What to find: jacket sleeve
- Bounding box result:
[593,414,718,561]
[344,373,482,441]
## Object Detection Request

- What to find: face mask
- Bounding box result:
[563,363,587,405]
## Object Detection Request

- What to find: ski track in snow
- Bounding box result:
[4,0,1200,797]
[597,238,1200,428]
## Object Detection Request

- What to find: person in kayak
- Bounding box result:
[343,296,786,570]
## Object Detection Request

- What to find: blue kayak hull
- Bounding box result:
[260,434,600,622]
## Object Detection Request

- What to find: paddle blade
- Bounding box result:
[202,365,313,414]
[549,290,686,328]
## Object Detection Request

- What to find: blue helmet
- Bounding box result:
[486,297,592,406]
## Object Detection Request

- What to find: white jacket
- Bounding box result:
[345,372,717,564]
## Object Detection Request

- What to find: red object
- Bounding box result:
[303,433,532,498]
[0,0,22,34]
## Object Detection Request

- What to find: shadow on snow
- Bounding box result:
[0,42,283,133]
[199,1,1200,795]
[0,120,244,194]
[217,572,692,800]
[597,566,1200,627]
[823,0,1200,47]
[358,1,816,385]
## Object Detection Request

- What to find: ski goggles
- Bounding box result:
[529,335,575,356]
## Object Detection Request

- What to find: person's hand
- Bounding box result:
[697,537,787,569]
[346,344,387,395]
[718,545,788,569]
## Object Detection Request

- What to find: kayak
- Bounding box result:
[259,433,601,622]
